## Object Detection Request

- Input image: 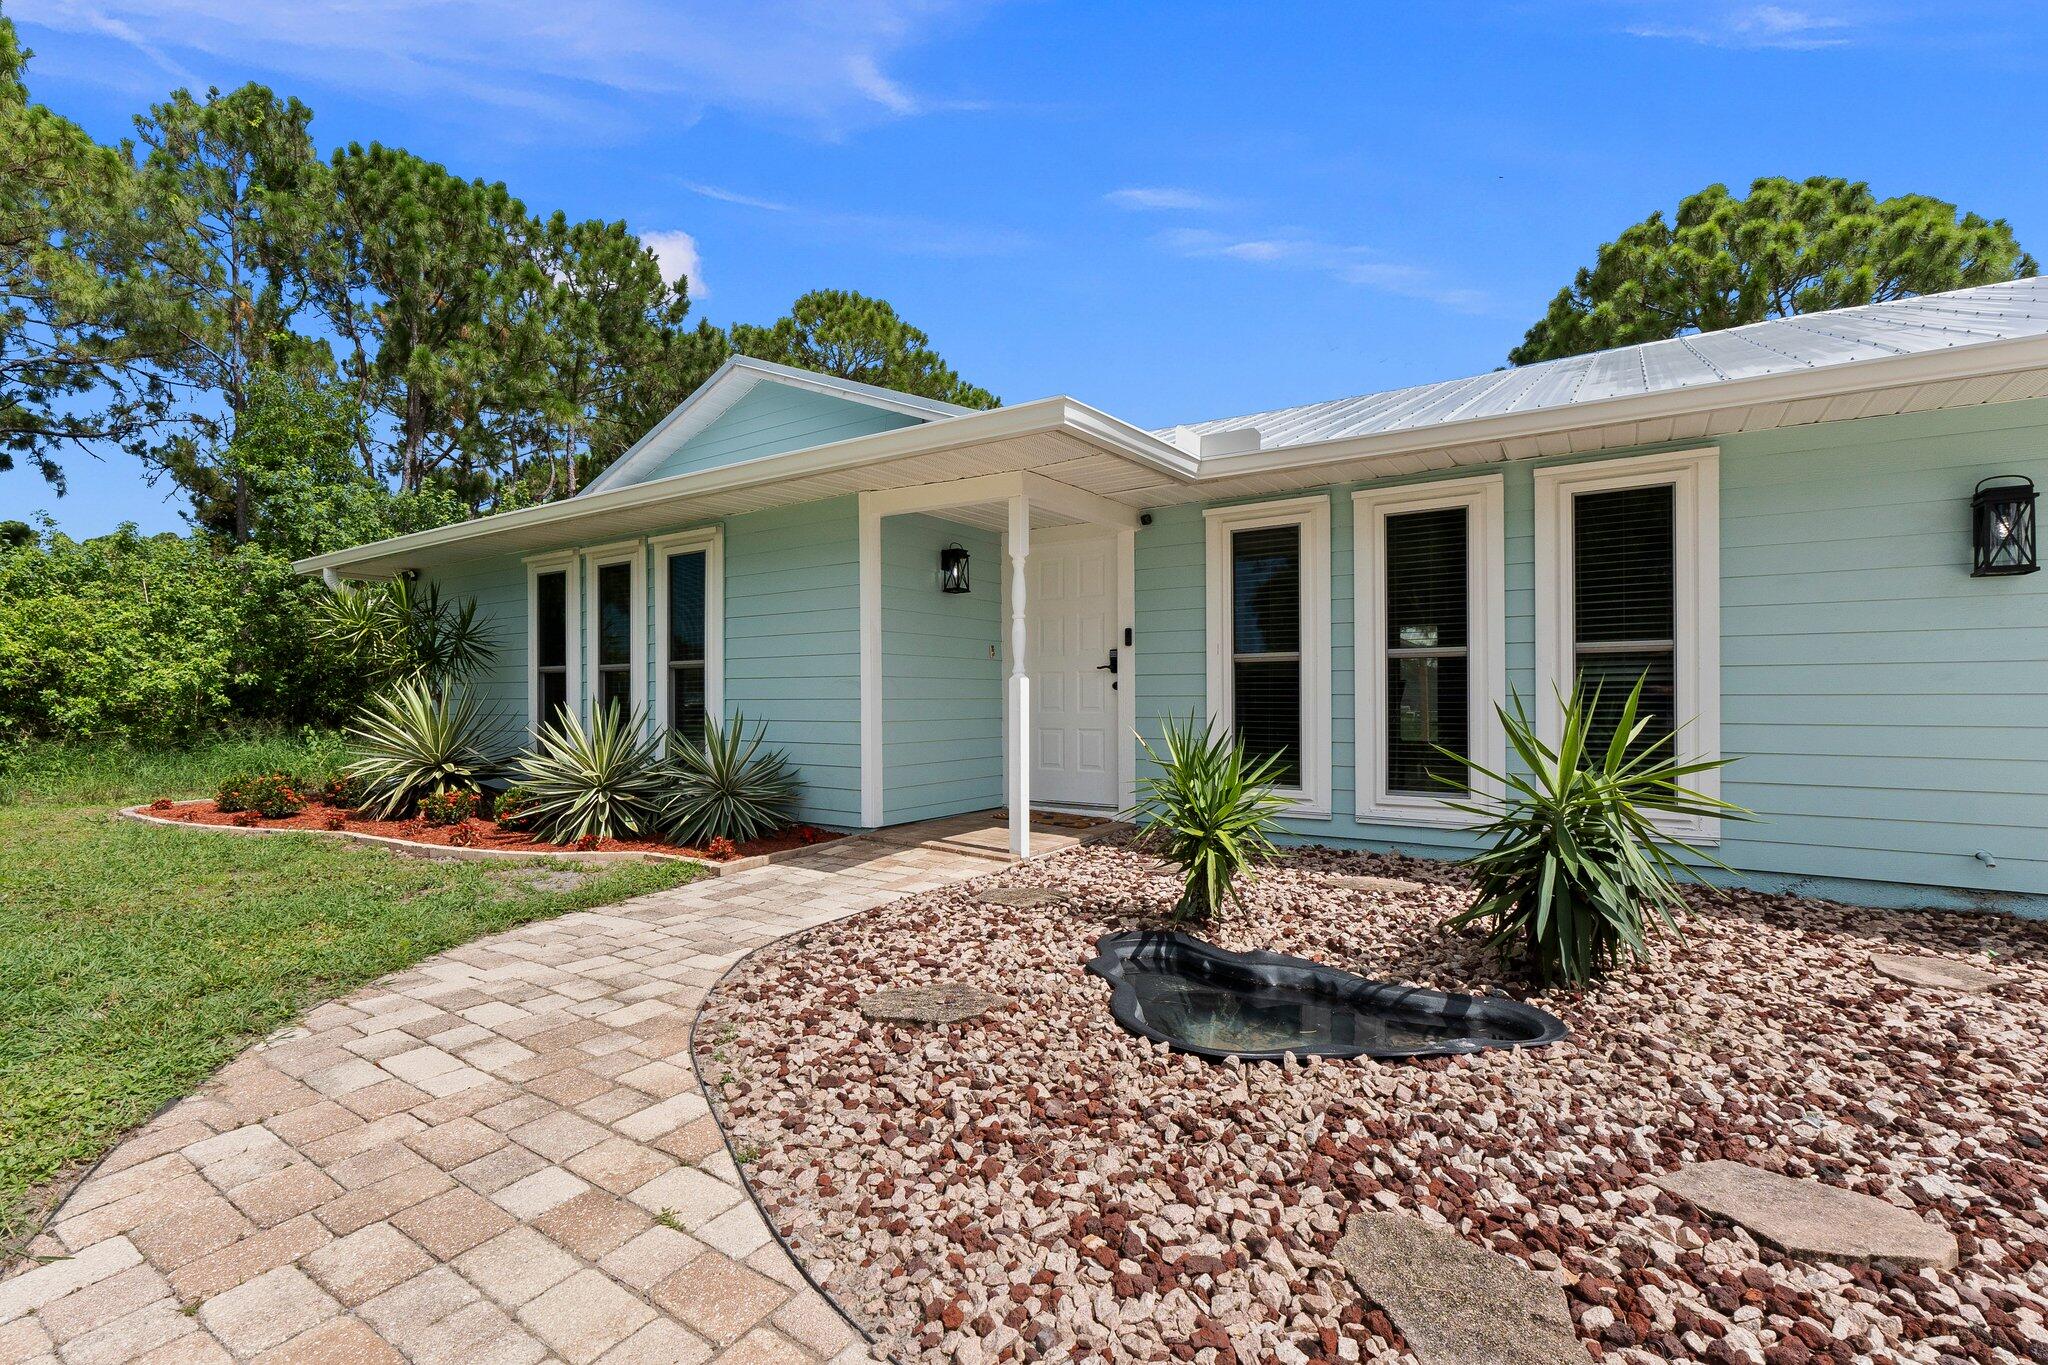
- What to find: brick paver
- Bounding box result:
[2,816,1086,1363]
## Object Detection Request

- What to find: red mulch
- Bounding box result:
[143,799,837,862]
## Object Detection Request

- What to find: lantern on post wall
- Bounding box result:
[1971,477,2039,577]
[939,542,971,594]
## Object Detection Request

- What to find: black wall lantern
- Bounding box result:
[1971,477,2039,577]
[939,542,971,593]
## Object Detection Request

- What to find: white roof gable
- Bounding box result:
[580,354,974,496]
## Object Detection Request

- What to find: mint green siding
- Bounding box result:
[422,550,533,756]
[722,499,862,826]
[881,515,1002,823]
[633,385,922,486]
[1135,397,2048,910]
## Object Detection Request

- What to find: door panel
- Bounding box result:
[1027,534,1118,807]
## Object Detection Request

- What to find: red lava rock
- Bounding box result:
[696,836,2048,1364]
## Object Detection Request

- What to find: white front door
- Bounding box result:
[1026,531,1119,809]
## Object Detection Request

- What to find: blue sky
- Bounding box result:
[8,0,2046,537]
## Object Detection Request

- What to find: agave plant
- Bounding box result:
[344,680,499,819]
[509,705,667,844]
[1127,711,1293,922]
[658,715,799,846]
[1439,675,1749,988]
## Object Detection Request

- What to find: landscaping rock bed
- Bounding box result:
[697,836,2048,1364]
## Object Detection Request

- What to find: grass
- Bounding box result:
[0,732,700,1250]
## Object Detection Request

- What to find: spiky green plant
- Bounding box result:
[344,680,498,819]
[314,578,497,693]
[1439,676,1749,988]
[1127,711,1292,922]
[507,706,668,844]
[658,715,799,846]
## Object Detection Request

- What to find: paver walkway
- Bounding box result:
[0,815,1100,1364]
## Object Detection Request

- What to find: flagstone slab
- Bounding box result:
[1652,1160,1958,1269]
[857,983,1007,1025]
[1870,953,2004,994]
[1331,874,1425,894]
[1330,1214,1587,1365]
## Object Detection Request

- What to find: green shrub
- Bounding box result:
[214,771,306,818]
[1440,677,1747,988]
[492,783,537,829]
[344,680,498,819]
[1128,711,1291,922]
[509,706,666,844]
[316,773,367,809]
[417,789,479,826]
[658,715,798,846]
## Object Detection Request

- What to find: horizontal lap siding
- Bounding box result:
[723,499,863,826]
[882,515,1002,824]
[1133,397,2048,907]
[633,385,921,484]
[425,552,531,760]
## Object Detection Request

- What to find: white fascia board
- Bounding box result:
[1189,331,2048,483]
[293,398,1193,576]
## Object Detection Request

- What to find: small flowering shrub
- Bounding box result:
[215,771,306,819]
[318,773,367,809]
[417,789,480,827]
[706,835,739,860]
[492,784,538,829]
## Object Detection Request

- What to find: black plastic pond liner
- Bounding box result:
[1085,930,1568,1062]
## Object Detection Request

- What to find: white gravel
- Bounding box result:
[698,837,2048,1365]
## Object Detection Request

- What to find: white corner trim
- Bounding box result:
[1352,475,1507,827]
[1118,525,1138,814]
[1533,447,1722,842]
[524,553,580,742]
[1203,494,1334,818]
[581,540,648,730]
[649,527,724,740]
[857,494,884,828]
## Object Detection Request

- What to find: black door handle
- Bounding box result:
[1096,648,1118,675]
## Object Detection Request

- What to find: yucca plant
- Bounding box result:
[344,680,499,819]
[1127,711,1293,922]
[658,715,799,846]
[1439,676,1749,988]
[509,705,667,844]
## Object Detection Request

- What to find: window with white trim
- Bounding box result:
[582,543,645,723]
[1535,448,1721,838]
[1204,496,1332,815]
[1353,476,1505,825]
[652,529,723,746]
[524,552,580,738]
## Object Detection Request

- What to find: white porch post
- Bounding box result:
[1006,494,1030,859]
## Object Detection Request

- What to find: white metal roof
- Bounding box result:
[1163,277,2048,451]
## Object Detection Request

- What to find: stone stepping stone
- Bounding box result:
[1331,1213,1587,1365]
[1870,953,2004,994]
[1331,874,1425,894]
[858,982,1007,1024]
[1651,1160,1957,1270]
[979,886,1070,907]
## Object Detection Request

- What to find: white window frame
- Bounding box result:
[1534,447,1722,842]
[523,551,581,741]
[581,539,647,728]
[1204,495,1333,818]
[650,527,724,744]
[1353,475,1507,827]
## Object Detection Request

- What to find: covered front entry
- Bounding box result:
[858,472,1139,857]
[1025,527,1122,811]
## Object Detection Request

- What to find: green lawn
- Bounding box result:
[0,733,698,1250]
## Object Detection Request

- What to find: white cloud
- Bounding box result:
[681,181,1030,258]
[640,229,704,295]
[1104,186,1225,212]
[1158,227,1489,313]
[10,0,997,136]
[1622,3,1857,49]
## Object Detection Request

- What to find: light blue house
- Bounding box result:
[298,279,2048,911]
